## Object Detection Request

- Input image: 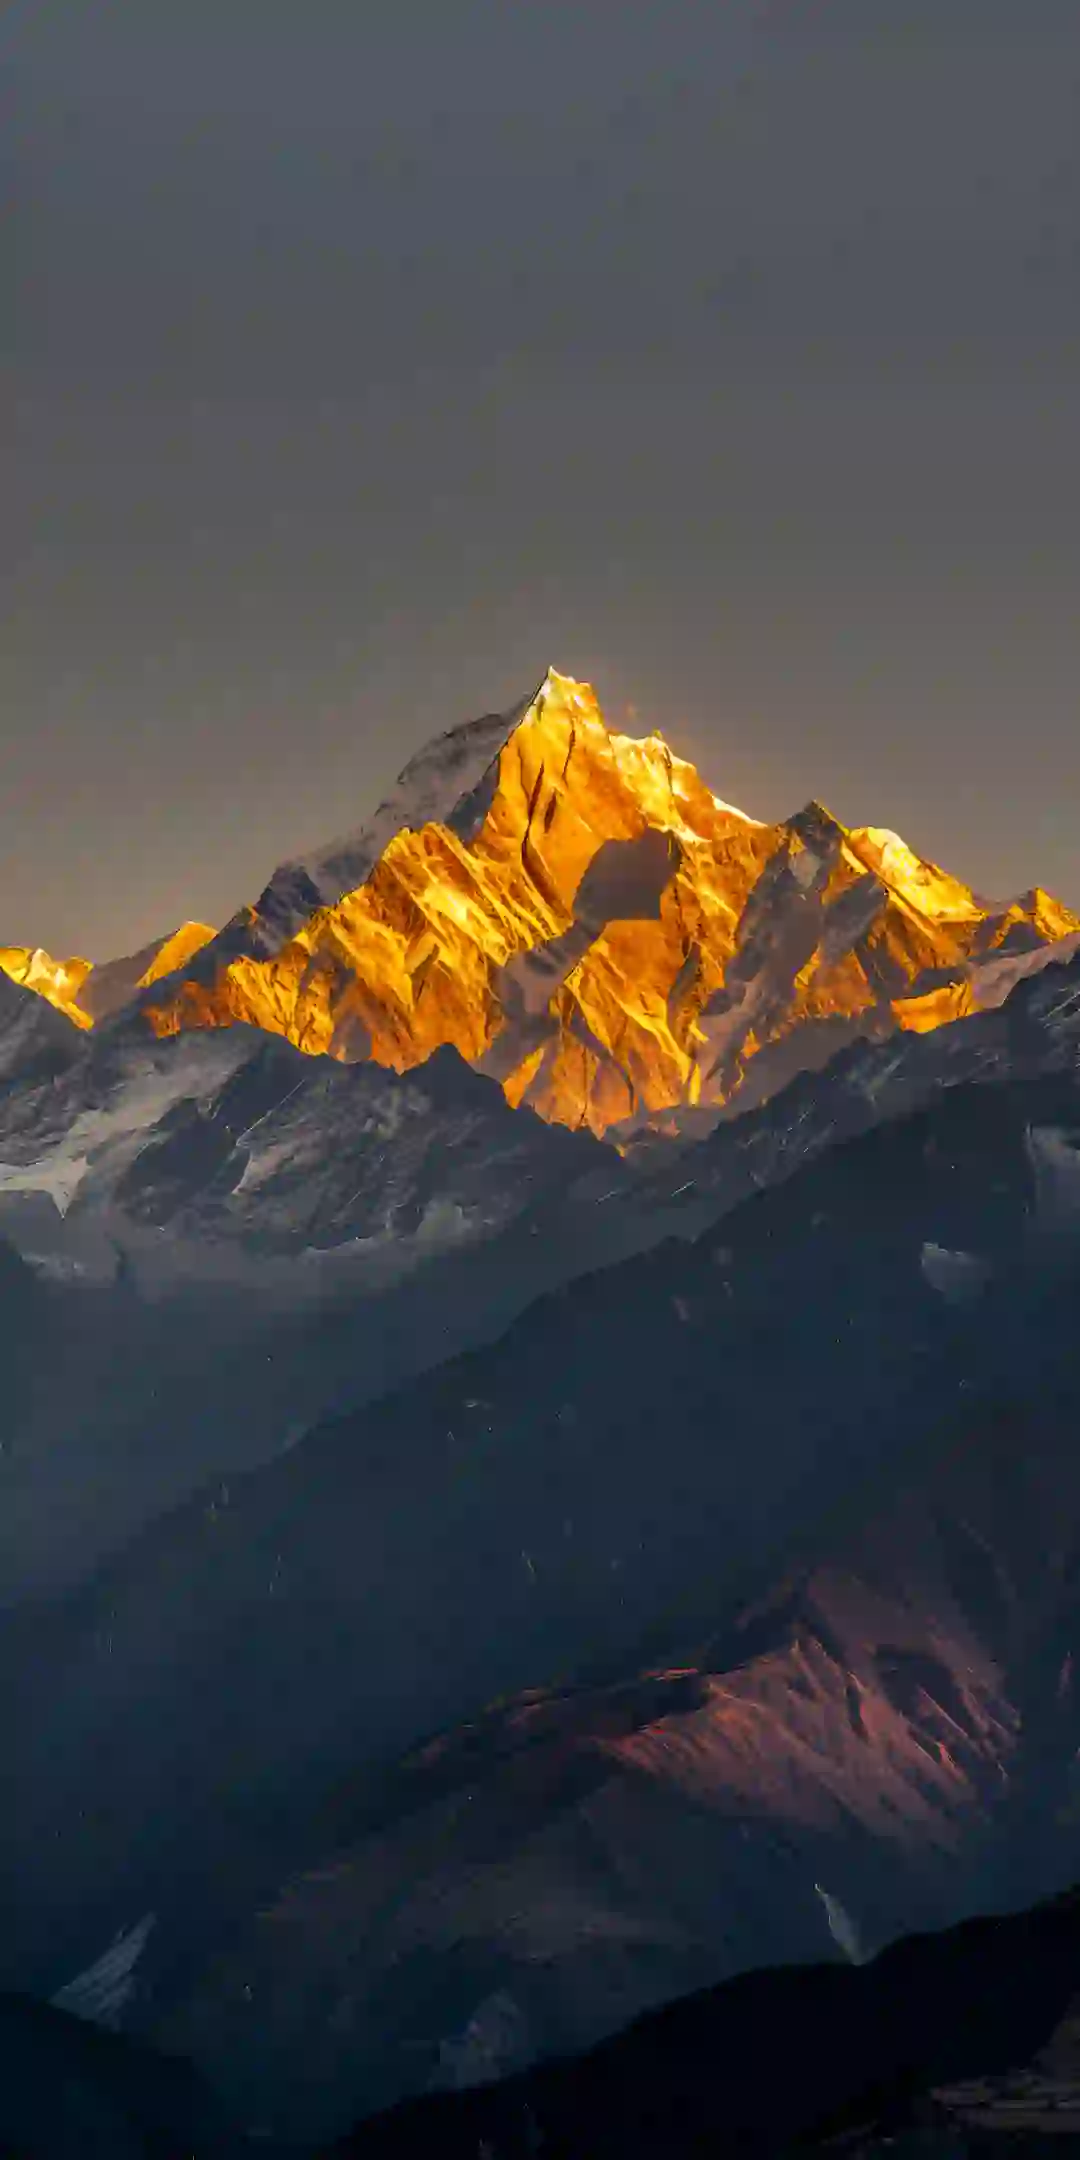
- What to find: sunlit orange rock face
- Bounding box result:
[0,946,94,1029]
[0,923,216,1031]
[142,669,1079,1136]
[74,921,217,1022]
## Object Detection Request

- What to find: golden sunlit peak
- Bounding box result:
[136,922,216,990]
[138,668,1080,1136]
[11,667,1077,1142]
[535,673,763,832]
[0,945,94,1029]
[536,666,598,714]
[847,826,984,923]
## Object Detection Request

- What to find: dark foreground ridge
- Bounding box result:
[332,1883,1080,2157]
[0,1986,243,2158]
[4,1885,1080,2156]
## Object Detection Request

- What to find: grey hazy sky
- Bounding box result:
[5,0,1080,958]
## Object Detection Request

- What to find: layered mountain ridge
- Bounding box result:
[4,669,1076,1136]
[8,1002,1080,2141]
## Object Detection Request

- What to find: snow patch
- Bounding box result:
[970,931,1080,1013]
[51,1912,156,2031]
[0,1035,253,1214]
[1026,1125,1080,1231]
[920,1242,992,1303]
[813,1882,865,1965]
[286,693,534,911]
[711,790,762,826]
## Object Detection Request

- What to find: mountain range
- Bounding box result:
[2,667,1080,2152]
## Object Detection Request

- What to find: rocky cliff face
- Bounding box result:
[136,669,1079,1135]
[0,966,85,1079]
[7,670,1076,1136]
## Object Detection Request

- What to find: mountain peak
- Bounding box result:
[73,922,217,1023]
[7,671,1077,1137]
[0,945,94,1029]
[135,671,1078,1134]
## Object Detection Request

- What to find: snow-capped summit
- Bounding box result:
[285,694,537,914]
[7,668,1078,1136]
[137,668,1079,1134]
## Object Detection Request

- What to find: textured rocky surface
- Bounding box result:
[0,961,86,1083]
[0,1015,619,1260]
[626,936,1080,1225]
